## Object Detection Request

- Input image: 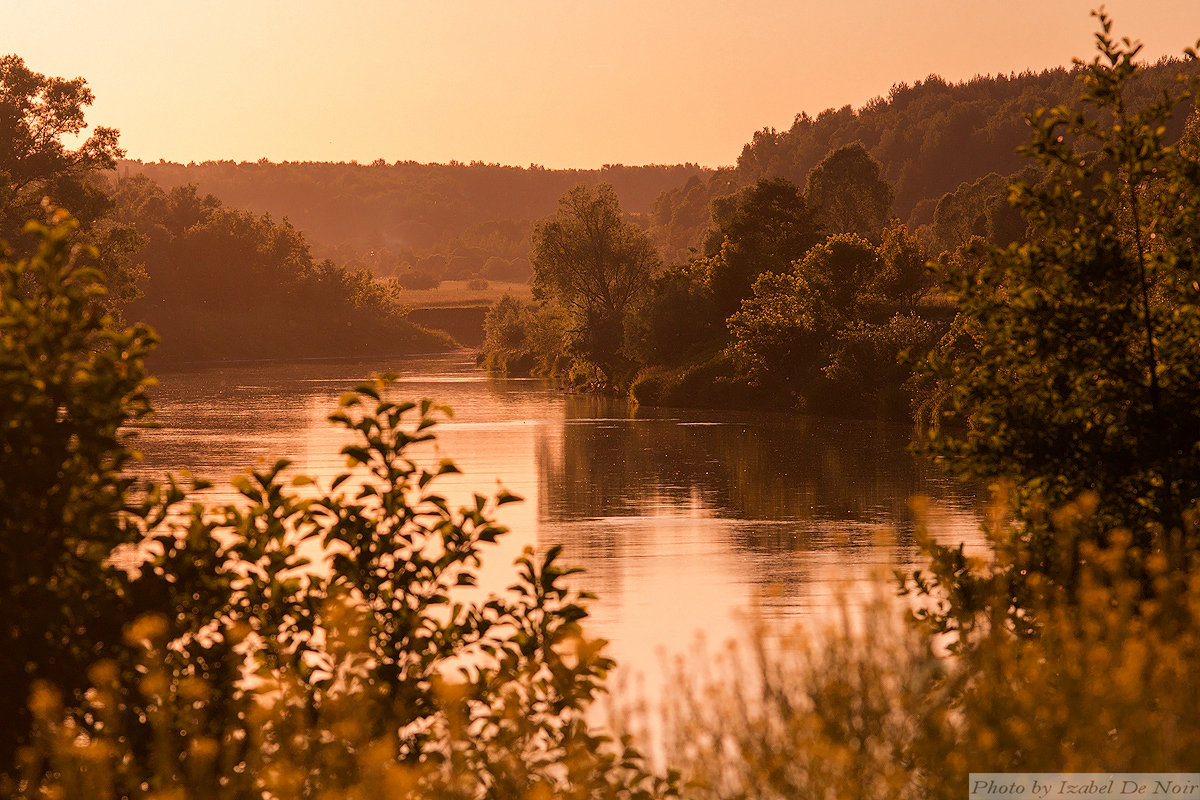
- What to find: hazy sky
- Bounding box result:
[4,1,1200,168]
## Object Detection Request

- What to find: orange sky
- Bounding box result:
[5,1,1200,168]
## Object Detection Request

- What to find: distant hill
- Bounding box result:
[118,58,1200,279]
[649,58,1200,262]
[118,159,712,282]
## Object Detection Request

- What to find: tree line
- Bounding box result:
[485,49,1200,422]
[649,53,1200,262]
[122,158,711,287]
[0,54,452,363]
[111,61,1200,291]
[483,145,938,417]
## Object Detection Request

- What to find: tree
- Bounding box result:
[925,171,1034,257]
[480,293,571,376]
[0,209,168,767]
[803,142,894,240]
[702,177,823,319]
[726,269,826,406]
[106,176,445,363]
[922,14,1200,592]
[531,183,660,384]
[874,222,934,314]
[726,233,878,406]
[2,212,670,798]
[0,55,143,308]
[727,229,941,414]
[624,264,718,367]
[0,55,122,241]
[789,232,881,322]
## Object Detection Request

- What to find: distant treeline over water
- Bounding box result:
[120,56,1200,273]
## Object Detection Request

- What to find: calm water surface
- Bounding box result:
[131,351,980,681]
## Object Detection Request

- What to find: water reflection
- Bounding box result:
[534,394,973,616]
[542,394,939,526]
[131,352,980,682]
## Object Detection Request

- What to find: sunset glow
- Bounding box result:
[5,0,1200,167]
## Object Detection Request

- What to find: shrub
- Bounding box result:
[660,509,1200,799]
[397,267,441,290]
[922,14,1200,567]
[1,211,671,799]
[0,208,178,768]
[481,295,571,379]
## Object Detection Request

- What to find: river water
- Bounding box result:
[130,350,980,683]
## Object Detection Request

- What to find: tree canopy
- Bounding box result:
[921,13,1200,600]
[727,225,934,413]
[802,142,894,239]
[702,177,823,319]
[0,55,121,240]
[531,183,661,383]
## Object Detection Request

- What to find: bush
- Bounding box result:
[628,351,761,411]
[1,212,671,799]
[481,295,571,379]
[0,209,172,768]
[660,507,1200,799]
[397,267,441,290]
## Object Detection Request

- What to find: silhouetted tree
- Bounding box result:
[0,56,120,232]
[803,142,893,239]
[0,55,136,299]
[531,183,660,383]
[702,177,823,319]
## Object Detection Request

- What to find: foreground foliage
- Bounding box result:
[662,515,1200,800]
[0,210,160,766]
[1,213,670,799]
[918,14,1200,626]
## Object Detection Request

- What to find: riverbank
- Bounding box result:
[135,302,457,366]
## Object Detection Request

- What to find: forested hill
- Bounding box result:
[118,159,711,280]
[650,58,1200,261]
[119,59,1200,277]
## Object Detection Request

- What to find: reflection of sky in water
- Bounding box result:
[129,351,982,688]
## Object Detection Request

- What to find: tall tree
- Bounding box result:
[0,55,122,240]
[803,142,894,240]
[702,177,823,319]
[531,183,660,383]
[923,14,1200,587]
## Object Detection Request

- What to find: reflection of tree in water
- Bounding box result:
[539,394,953,529]
[715,416,930,531]
[535,395,973,602]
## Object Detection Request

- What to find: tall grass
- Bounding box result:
[653,506,1200,799]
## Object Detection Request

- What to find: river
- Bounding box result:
[130,350,981,685]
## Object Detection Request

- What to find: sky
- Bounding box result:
[4,1,1200,169]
